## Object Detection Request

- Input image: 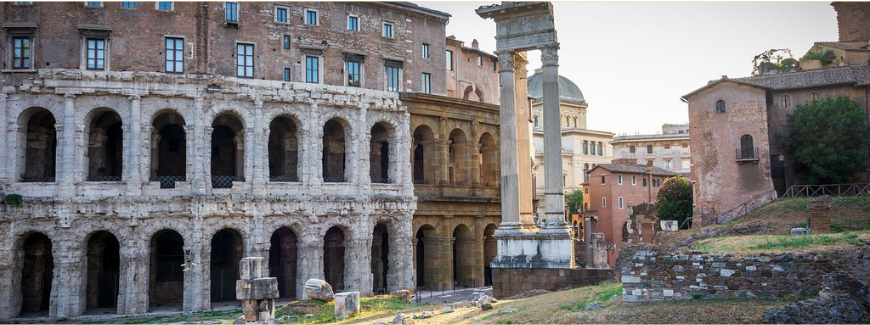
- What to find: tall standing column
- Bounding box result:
[127,95,142,195]
[541,45,568,231]
[513,52,535,226]
[495,51,521,231]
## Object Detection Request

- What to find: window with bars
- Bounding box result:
[385,65,400,92]
[348,15,359,31]
[347,60,361,87]
[275,7,287,23]
[236,43,253,78]
[383,23,393,38]
[120,1,136,9]
[422,43,430,59]
[86,38,106,70]
[12,37,31,69]
[305,56,319,83]
[421,73,431,94]
[305,10,317,25]
[283,35,290,50]
[225,2,238,23]
[283,68,291,82]
[157,1,172,11]
[165,37,183,73]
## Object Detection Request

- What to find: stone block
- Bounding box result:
[622,275,641,283]
[236,277,280,300]
[304,279,335,301]
[663,289,674,297]
[334,291,360,320]
[239,257,267,281]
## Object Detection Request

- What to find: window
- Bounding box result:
[446,50,453,71]
[810,93,819,101]
[584,188,588,194]
[305,10,318,25]
[739,134,755,159]
[780,95,791,109]
[573,118,577,128]
[682,142,688,148]
[225,2,238,23]
[383,22,393,38]
[13,2,33,5]
[421,73,431,94]
[534,116,538,127]
[653,179,660,187]
[715,100,726,114]
[664,144,671,149]
[664,159,671,170]
[346,60,361,87]
[12,37,31,69]
[598,142,603,156]
[236,43,254,78]
[421,43,430,59]
[85,2,103,7]
[478,55,483,66]
[566,117,570,126]
[385,65,400,92]
[600,175,605,185]
[629,145,635,154]
[618,197,624,209]
[492,60,497,72]
[275,7,287,23]
[120,1,136,9]
[617,174,623,185]
[165,37,183,73]
[631,175,636,185]
[283,35,290,50]
[348,15,359,31]
[642,177,647,187]
[86,38,106,70]
[646,145,653,154]
[583,141,589,154]
[602,197,606,208]
[283,68,291,81]
[156,1,172,11]
[305,56,319,83]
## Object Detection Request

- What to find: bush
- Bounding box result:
[565,189,583,214]
[802,49,836,63]
[654,177,692,229]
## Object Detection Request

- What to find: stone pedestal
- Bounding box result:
[588,233,609,269]
[334,291,360,320]
[807,195,831,234]
[236,257,279,323]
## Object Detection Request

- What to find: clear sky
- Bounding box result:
[416,1,839,135]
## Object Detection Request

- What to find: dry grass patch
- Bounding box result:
[696,231,869,255]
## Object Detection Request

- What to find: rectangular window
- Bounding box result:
[165,37,183,73]
[631,175,637,185]
[283,35,290,49]
[664,144,671,149]
[120,1,136,9]
[225,2,238,23]
[12,37,31,69]
[600,175,605,185]
[421,73,431,94]
[647,145,653,154]
[347,60,361,87]
[283,68,291,82]
[629,145,636,154]
[602,197,606,208]
[665,160,671,170]
[421,43,430,59]
[86,38,105,70]
[446,50,453,71]
[13,2,33,5]
[618,197,624,209]
[492,60,497,72]
[583,141,588,155]
[236,43,254,78]
[598,143,603,156]
[305,10,317,25]
[275,7,287,23]
[85,2,103,7]
[682,142,688,148]
[348,15,359,31]
[305,56,319,83]
[386,66,400,92]
[383,23,393,38]
[157,1,172,11]
[617,174,623,185]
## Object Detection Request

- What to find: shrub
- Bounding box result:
[654,176,692,229]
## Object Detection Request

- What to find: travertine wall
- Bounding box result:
[832,2,870,43]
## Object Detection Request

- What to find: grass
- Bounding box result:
[696,231,869,254]
[276,295,411,324]
[558,282,621,311]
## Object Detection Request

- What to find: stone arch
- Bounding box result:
[414,224,438,289]
[448,128,470,185]
[371,223,390,293]
[18,107,57,182]
[18,232,54,316]
[151,110,186,188]
[211,112,246,187]
[483,223,498,286]
[322,117,351,182]
[478,132,498,187]
[370,121,395,183]
[210,228,243,303]
[85,108,124,181]
[412,124,436,184]
[452,224,475,288]
[269,227,299,300]
[462,85,474,100]
[84,230,120,312]
[268,115,300,182]
[148,229,185,310]
[323,226,347,290]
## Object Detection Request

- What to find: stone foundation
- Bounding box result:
[491,267,614,299]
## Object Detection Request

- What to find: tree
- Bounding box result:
[751,48,794,76]
[784,96,870,184]
[565,189,583,215]
[654,176,692,229]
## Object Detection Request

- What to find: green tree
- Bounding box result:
[784,96,870,184]
[654,177,692,229]
[565,189,583,214]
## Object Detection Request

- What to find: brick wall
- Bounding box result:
[492,267,615,299]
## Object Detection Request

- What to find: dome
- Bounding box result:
[527,71,586,105]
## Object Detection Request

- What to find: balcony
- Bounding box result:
[736,147,759,164]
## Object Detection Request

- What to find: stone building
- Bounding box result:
[529,70,614,214]
[445,36,499,105]
[611,124,691,177]
[0,1,476,318]
[682,2,870,225]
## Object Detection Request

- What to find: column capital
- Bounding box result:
[496,51,515,72]
[128,94,141,101]
[64,93,77,100]
[540,45,560,67]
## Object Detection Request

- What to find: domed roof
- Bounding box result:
[527,71,586,105]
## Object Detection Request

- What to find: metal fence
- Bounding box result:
[20,176,55,183]
[212,176,236,189]
[371,178,393,184]
[87,176,123,182]
[152,175,185,189]
[269,175,299,182]
[323,176,348,183]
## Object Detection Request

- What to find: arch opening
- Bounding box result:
[412,125,435,184]
[414,225,438,290]
[483,224,498,287]
[87,110,123,181]
[449,129,470,185]
[323,227,346,290]
[452,224,475,288]
[21,109,57,182]
[479,132,498,187]
[211,113,245,188]
[19,232,53,316]
[210,229,243,303]
[268,116,299,182]
[151,111,186,188]
[86,231,120,312]
[149,230,184,310]
[371,223,389,294]
[269,227,298,300]
[370,123,392,183]
[322,119,348,183]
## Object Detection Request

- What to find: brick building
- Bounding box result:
[445,36,499,105]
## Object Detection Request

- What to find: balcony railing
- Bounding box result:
[20,176,56,183]
[323,176,348,183]
[269,175,298,182]
[212,176,236,189]
[152,176,185,189]
[371,178,393,184]
[86,176,122,182]
[736,147,759,162]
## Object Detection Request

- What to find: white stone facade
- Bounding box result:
[0,69,416,318]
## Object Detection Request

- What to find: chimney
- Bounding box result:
[471,39,479,49]
[645,160,653,173]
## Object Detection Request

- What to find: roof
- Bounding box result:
[682,65,870,100]
[813,41,870,51]
[588,164,676,177]
[386,2,451,19]
[527,72,586,105]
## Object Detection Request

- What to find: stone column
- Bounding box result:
[348,223,372,295]
[541,45,568,231]
[252,99,266,194]
[391,214,414,291]
[400,112,414,196]
[238,129,248,182]
[0,92,7,185]
[60,93,78,196]
[127,95,142,195]
[513,52,535,226]
[298,229,323,300]
[51,238,86,317]
[185,125,197,188]
[119,240,149,315]
[192,97,206,194]
[436,117,450,185]
[495,51,522,231]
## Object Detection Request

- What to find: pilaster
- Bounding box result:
[0,92,7,185]
[59,93,79,197]
[127,94,142,195]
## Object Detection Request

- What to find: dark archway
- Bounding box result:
[211,113,244,188]
[87,110,123,181]
[149,230,184,310]
[210,229,243,302]
[370,123,392,183]
[483,224,498,287]
[19,232,53,316]
[152,111,186,188]
[448,129,469,185]
[479,132,498,186]
[323,227,346,290]
[322,119,348,182]
[86,231,120,312]
[452,224,474,288]
[268,116,299,182]
[414,225,437,289]
[371,224,389,293]
[412,125,435,184]
[269,227,298,300]
[22,109,57,182]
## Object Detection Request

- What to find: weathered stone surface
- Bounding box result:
[392,289,412,303]
[333,291,360,320]
[304,279,335,301]
[480,303,492,311]
[763,272,870,324]
[236,278,280,300]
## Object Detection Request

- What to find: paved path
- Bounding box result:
[412,287,493,305]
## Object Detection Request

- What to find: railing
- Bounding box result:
[269,175,299,182]
[702,194,768,225]
[20,176,55,183]
[323,176,348,183]
[211,176,236,189]
[736,147,759,161]
[152,176,185,189]
[371,178,393,184]
[781,183,870,198]
[86,176,122,182]
[412,179,427,185]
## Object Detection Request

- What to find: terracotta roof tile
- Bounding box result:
[588,164,676,177]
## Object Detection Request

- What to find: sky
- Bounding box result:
[415,1,839,135]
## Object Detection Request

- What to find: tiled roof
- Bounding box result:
[588,164,676,177]
[683,66,870,99]
[814,41,870,51]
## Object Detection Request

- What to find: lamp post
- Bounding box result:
[181,249,197,324]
